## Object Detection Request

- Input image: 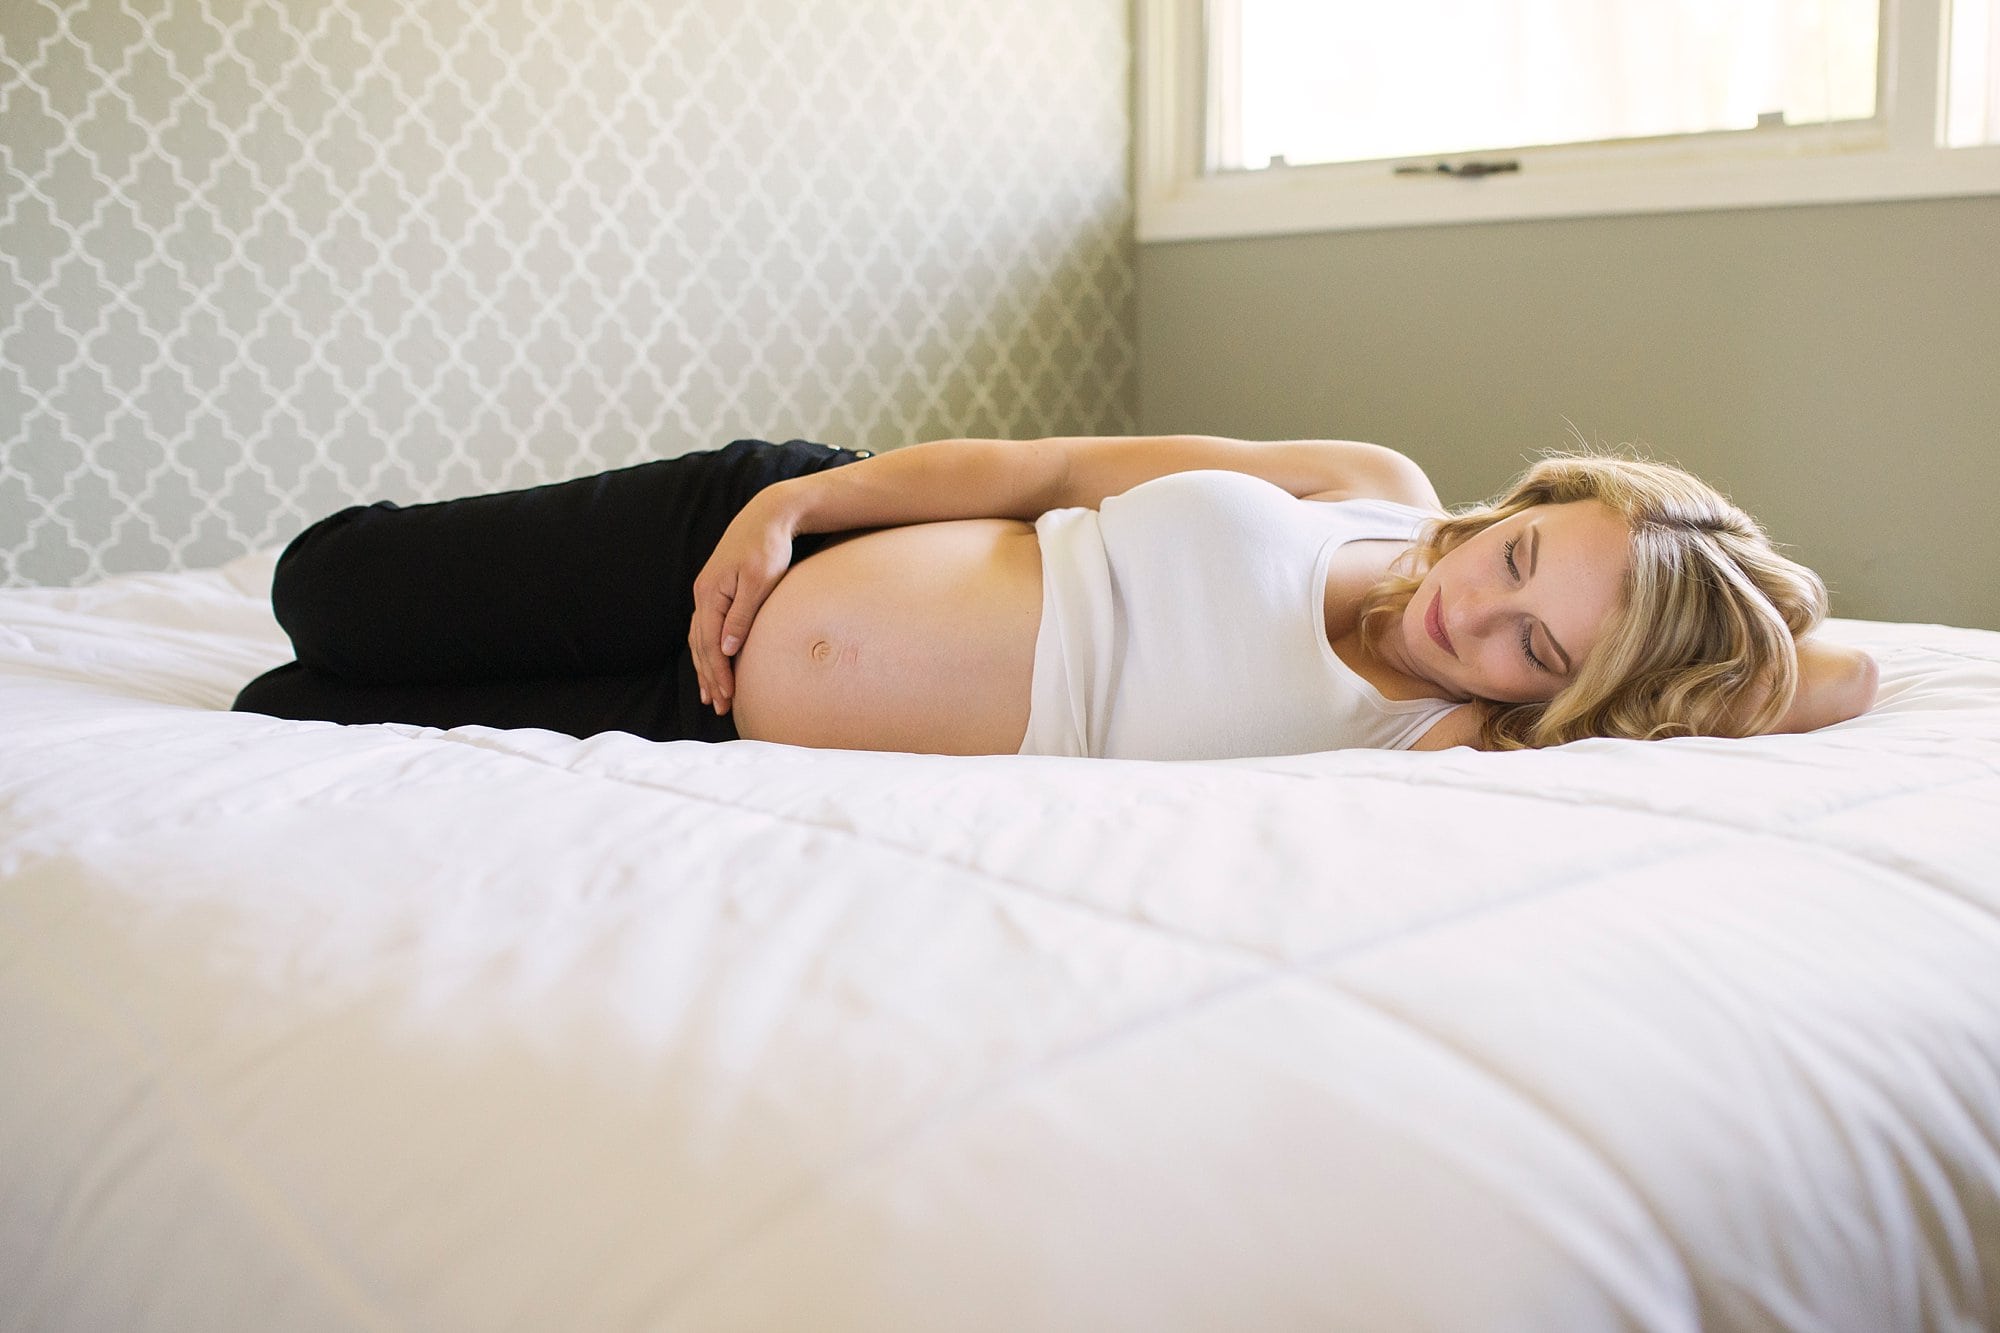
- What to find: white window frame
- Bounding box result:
[1136,0,2000,241]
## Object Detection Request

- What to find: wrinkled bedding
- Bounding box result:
[3,553,1998,1332]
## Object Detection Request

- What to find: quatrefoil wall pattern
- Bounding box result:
[1,0,1135,586]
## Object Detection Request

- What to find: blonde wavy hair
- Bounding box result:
[1356,453,1828,750]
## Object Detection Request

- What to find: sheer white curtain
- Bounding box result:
[1225,0,1883,169]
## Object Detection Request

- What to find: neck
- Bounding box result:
[1366,619,1424,688]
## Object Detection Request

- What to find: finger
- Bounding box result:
[725,559,786,655]
[694,636,712,708]
[707,639,743,708]
[691,585,732,708]
[709,599,740,714]
[711,647,735,714]
[689,596,711,696]
[720,602,756,659]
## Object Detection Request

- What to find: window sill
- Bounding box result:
[1137,140,2000,243]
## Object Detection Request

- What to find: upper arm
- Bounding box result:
[1045,435,1443,512]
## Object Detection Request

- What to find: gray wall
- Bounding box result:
[2,0,1134,586]
[1138,197,2000,629]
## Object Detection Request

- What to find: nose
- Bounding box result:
[1454,581,1498,627]
[1452,577,1517,639]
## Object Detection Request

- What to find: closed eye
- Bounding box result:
[1504,533,1558,673]
[1518,620,1550,672]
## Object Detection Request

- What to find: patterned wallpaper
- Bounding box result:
[0,0,1135,586]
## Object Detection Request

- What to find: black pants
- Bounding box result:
[232,438,870,742]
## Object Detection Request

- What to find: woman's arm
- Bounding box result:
[1412,640,1880,751]
[689,435,1437,714]
[773,434,1438,536]
[1765,638,1880,734]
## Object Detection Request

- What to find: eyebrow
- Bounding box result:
[1528,524,1573,673]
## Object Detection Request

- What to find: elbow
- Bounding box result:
[1760,642,1880,736]
[1823,647,1881,726]
[1784,645,1879,733]
[1848,649,1881,720]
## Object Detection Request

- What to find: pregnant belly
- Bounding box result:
[730,519,1044,754]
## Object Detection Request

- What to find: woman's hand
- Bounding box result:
[689,488,799,716]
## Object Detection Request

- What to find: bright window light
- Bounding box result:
[1948,0,2000,145]
[1221,0,1882,170]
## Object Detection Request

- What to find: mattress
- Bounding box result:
[2,552,1998,1332]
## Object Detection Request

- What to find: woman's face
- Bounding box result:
[1395,499,1631,705]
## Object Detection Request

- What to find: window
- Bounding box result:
[1219,1,1883,170]
[1136,0,2000,240]
[1949,0,2000,144]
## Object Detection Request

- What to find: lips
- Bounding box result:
[1426,589,1457,657]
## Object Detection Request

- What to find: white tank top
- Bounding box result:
[1019,470,1461,759]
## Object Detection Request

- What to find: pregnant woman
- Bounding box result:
[232,435,1878,756]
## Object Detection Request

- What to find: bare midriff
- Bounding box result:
[730,519,1044,754]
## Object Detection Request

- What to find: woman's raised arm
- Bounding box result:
[773,434,1438,537]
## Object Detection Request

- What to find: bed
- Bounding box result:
[2,550,1997,1332]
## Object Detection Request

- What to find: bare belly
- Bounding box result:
[730,519,1044,754]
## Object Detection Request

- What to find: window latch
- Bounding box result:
[1393,159,1521,179]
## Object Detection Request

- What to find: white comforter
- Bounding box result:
[2,554,1998,1332]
